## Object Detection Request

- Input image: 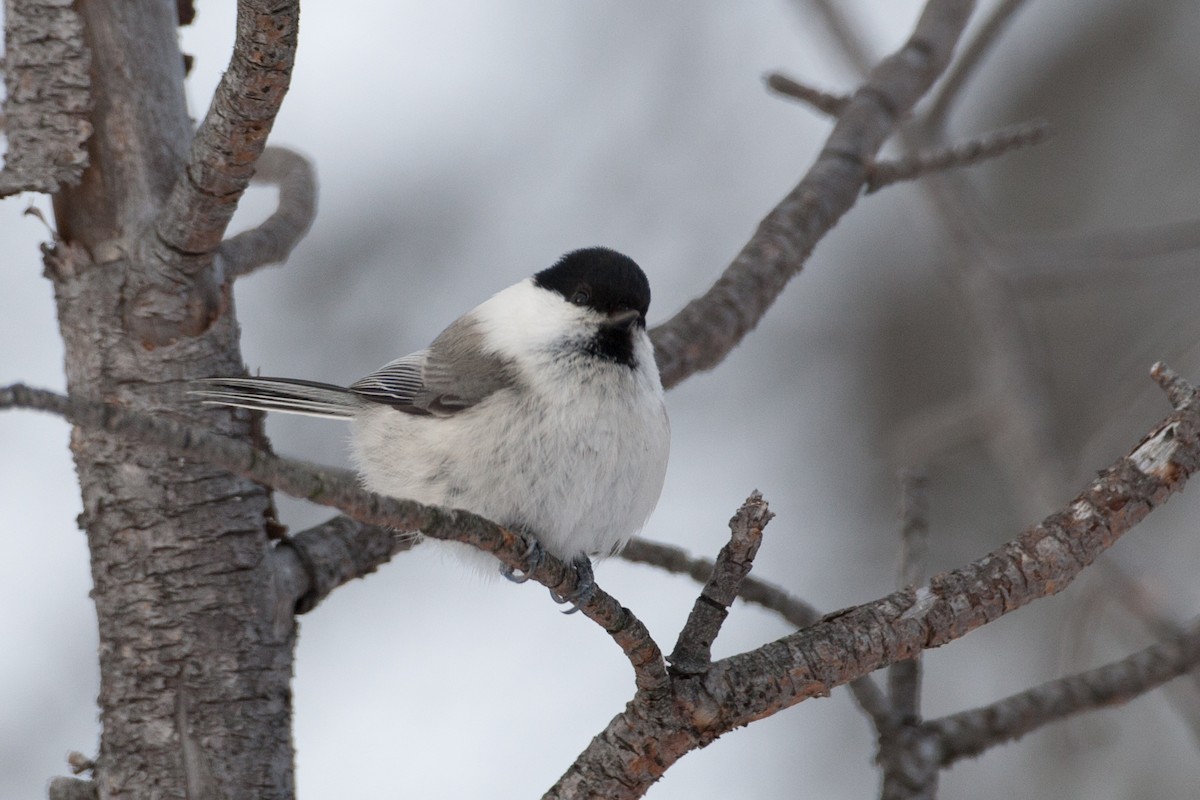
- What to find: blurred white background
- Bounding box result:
[4,1,1200,797]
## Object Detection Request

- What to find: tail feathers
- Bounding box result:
[192,377,361,419]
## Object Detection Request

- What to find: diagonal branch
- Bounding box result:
[924,0,1032,134]
[154,0,299,262]
[929,615,1200,766]
[219,146,317,279]
[648,0,977,389]
[0,384,669,696]
[550,362,1200,798]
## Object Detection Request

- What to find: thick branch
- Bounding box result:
[648,0,977,388]
[275,516,415,614]
[219,146,317,279]
[0,384,669,695]
[930,615,1200,765]
[154,0,299,260]
[551,363,1200,798]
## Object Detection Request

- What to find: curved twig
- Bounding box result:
[219,146,317,279]
[154,0,300,261]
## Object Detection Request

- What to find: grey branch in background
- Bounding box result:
[648,0,977,389]
[219,146,318,279]
[930,615,1200,765]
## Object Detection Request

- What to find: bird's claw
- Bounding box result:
[500,535,545,584]
[550,556,596,614]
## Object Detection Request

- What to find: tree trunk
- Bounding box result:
[49,2,296,797]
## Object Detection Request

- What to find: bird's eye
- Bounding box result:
[570,287,591,306]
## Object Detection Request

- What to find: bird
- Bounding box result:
[194,247,670,610]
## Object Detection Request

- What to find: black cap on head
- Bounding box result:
[534,247,651,323]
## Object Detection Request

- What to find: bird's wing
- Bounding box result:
[349,317,520,416]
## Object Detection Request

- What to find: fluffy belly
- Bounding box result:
[349,388,668,574]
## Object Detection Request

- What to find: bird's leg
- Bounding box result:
[549,555,595,614]
[499,532,545,584]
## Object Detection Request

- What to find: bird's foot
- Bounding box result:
[499,534,546,584]
[550,556,596,615]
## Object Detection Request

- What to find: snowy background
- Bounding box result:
[4,1,1200,798]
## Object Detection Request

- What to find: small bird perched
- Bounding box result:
[195,247,670,609]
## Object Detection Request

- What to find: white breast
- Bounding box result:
[348,285,669,575]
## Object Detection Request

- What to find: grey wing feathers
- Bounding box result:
[349,318,520,416]
[349,352,431,410]
[191,377,361,419]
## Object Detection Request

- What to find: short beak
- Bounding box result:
[603,308,641,332]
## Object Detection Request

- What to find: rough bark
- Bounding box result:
[45,2,297,797]
[0,0,91,196]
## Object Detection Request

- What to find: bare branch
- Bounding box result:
[924,0,1032,133]
[620,536,894,728]
[648,0,977,389]
[0,384,669,695]
[889,470,930,717]
[764,72,849,117]
[667,492,773,675]
[622,538,818,628]
[219,146,317,279]
[273,515,416,614]
[930,615,1200,766]
[0,0,91,197]
[879,470,935,800]
[552,361,1200,798]
[1152,361,1197,410]
[866,119,1053,193]
[154,0,299,261]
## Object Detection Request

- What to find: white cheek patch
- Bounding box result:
[472,280,594,363]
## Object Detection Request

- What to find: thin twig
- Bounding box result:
[1151,361,1197,410]
[930,615,1200,765]
[0,384,670,696]
[866,119,1053,193]
[764,72,850,117]
[889,469,929,718]
[620,536,894,727]
[219,146,318,279]
[155,0,299,260]
[924,0,1032,133]
[667,492,773,675]
[879,470,935,800]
